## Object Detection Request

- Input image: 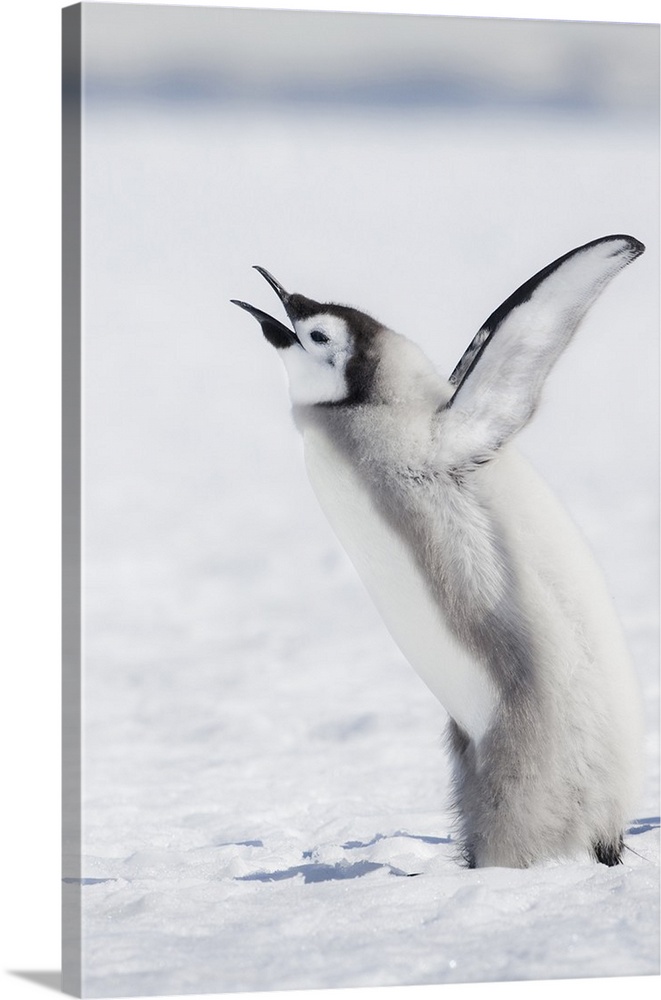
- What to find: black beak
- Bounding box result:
[252,266,290,305]
[231,267,300,349]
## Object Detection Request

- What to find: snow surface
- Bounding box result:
[75,105,659,996]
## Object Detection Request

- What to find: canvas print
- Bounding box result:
[62,2,660,996]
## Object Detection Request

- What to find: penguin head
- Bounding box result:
[232,267,381,406]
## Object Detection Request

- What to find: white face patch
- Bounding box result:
[279,313,352,406]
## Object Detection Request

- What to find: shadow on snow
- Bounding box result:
[339,830,452,850]
[627,817,660,836]
[237,861,414,883]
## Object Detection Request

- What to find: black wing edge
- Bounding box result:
[447,234,645,395]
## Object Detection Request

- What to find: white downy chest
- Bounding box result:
[302,423,498,740]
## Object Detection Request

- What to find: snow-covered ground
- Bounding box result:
[75,105,659,996]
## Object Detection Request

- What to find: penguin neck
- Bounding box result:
[373,330,451,409]
[292,330,449,431]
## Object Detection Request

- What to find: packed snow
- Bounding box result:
[73,104,659,996]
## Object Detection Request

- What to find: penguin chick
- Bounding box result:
[231,235,645,869]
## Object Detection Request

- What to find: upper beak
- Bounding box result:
[231,267,300,349]
[252,266,290,306]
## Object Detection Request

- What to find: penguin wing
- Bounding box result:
[436,235,644,470]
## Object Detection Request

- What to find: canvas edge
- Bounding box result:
[62,3,82,997]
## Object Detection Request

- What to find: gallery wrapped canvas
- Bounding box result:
[63,2,659,996]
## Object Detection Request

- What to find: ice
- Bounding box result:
[78,105,659,995]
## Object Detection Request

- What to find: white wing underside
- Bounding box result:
[437,235,643,469]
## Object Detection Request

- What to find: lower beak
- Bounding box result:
[230,299,300,349]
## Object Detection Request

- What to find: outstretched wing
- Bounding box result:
[437,235,644,470]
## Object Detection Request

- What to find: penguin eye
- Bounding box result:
[310,330,330,345]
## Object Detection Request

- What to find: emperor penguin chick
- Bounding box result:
[232,235,645,869]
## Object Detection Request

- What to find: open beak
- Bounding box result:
[231,267,300,349]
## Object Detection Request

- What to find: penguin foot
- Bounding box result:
[592,835,624,866]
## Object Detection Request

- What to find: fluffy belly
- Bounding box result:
[302,425,498,740]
